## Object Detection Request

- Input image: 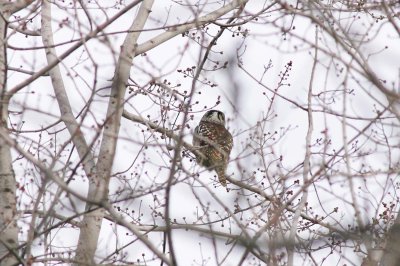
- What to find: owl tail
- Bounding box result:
[215,166,227,187]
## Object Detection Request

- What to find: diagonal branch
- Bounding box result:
[41,0,96,188]
[122,109,367,243]
[74,1,155,264]
[135,0,248,55]
[8,0,144,96]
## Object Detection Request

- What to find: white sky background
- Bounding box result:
[6,0,400,265]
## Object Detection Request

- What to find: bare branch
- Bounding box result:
[75,1,155,264]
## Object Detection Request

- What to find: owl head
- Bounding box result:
[201,110,226,125]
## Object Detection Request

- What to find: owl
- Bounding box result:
[192,110,233,186]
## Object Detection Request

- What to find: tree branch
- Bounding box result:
[75,1,156,264]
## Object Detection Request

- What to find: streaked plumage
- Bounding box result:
[192,110,233,186]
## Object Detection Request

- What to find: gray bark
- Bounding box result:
[0,1,34,264]
[74,1,155,264]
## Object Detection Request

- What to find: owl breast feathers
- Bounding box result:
[192,110,233,186]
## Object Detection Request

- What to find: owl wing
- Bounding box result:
[194,122,232,159]
[218,129,233,160]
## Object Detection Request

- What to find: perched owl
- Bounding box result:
[192,110,233,186]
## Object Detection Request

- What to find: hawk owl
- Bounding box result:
[192,110,233,186]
